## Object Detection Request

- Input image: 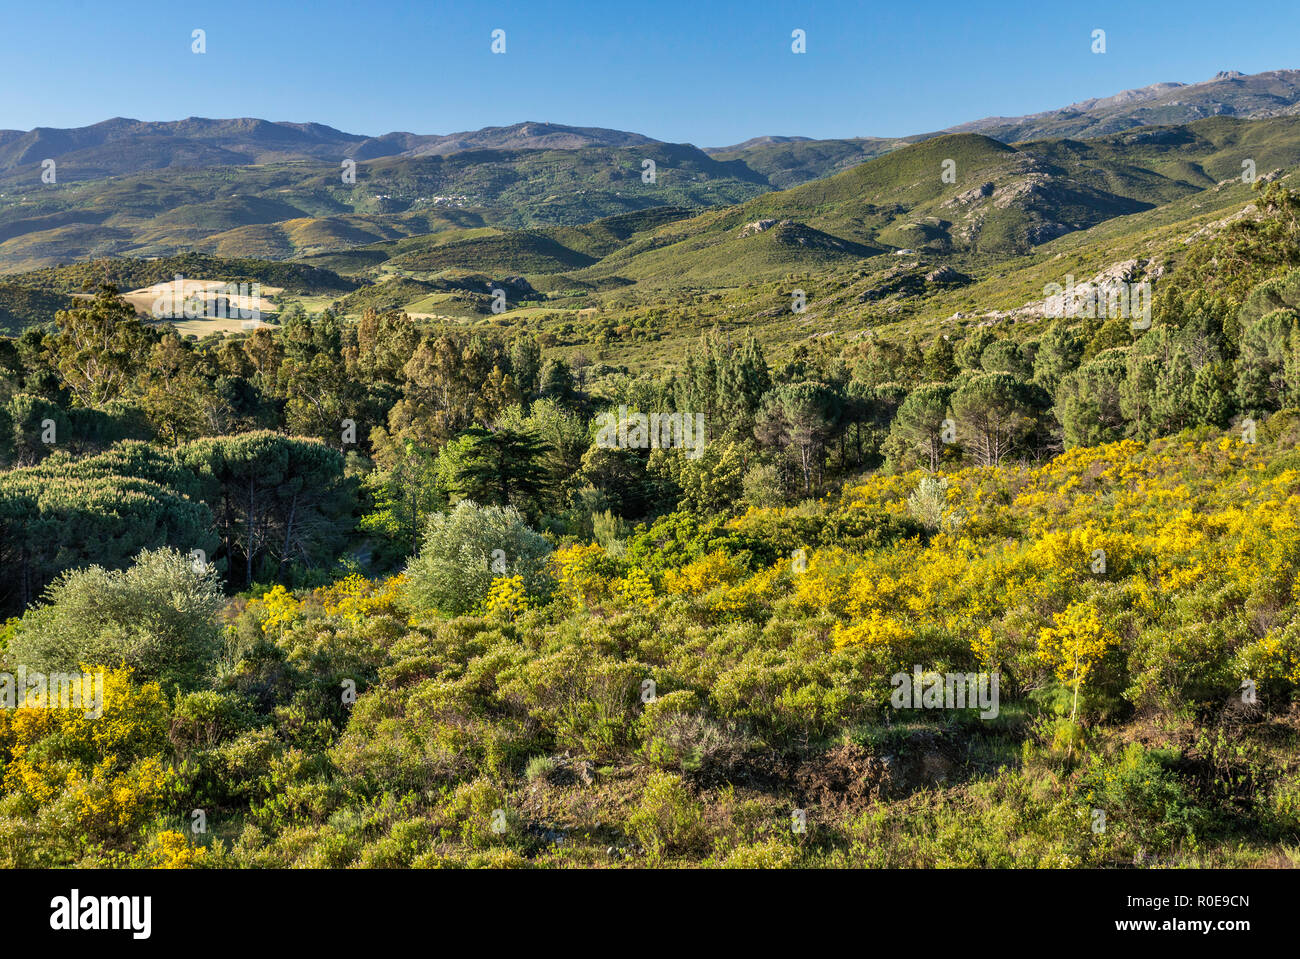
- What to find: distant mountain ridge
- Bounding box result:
[700,69,1300,189]
[0,119,662,180]
[944,69,1300,142]
[3,68,1298,184]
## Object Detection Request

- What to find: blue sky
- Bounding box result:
[1,0,1297,146]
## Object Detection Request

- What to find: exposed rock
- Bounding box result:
[947,181,995,206]
[1025,221,1070,244]
[1184,204,1259,242]
[968,256,1165,324]
[992,174,1053,208]
[925,265,970,285]
[739,218,779,237]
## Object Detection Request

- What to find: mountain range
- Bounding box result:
[6,68,1299,182]
[1,67,1298,333]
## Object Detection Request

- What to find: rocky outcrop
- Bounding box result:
[739,218,780,237]
[947,181,994,206]
[926,265,970,285]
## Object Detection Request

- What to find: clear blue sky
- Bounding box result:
[2,0,1296,146]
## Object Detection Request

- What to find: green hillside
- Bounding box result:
[8,252,358,296]
[0,144,771,271]
[0,282,77,333]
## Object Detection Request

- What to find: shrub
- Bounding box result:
[524,755,556,783]
[906,475,958,532]
[628,771,705,861]
[7,548,223,691]
[1079,743,1206,853]
[636,690,747,775]
[739,461,785,509]
[403,501,552,615]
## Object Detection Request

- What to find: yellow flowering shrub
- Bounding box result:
[616,566,656,608]
[713,563,785,615]
[832,610,914,650]
[1239,623,1300,688]
[662,550,744,596]
[551,543,617,608]
[136,829,208,869]
[1038,600,1120,719]
[317,574,406,624]
[484,575,530,619]
[61,755,177,841]
[252,584,302,636]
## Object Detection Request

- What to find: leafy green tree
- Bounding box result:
[1082,315,1135,360]
[980,339,1031,380]
[741,460,787,508]
[847,336,906,389]
[539,357,576,406]
[1160,288,1231,362]
[950,372,1038,466]
[1119,329,1167,440]
[1191,361,1234,428]
[383,332,515,451]
[64,400,153,454]
[435,427,548,519]
[1033,322,1084,395]
[50,287,153,408]
[923,335,958,382]
[1055,348,1129,449]
[1234,307,1300,414]
[139,332,213,445]
[884,383,954,471]
[181,431,352,587]
[508,333,543,399]
[497,398,590,505]
[955,328,996,371]
[4,394,68,466]
[358,440,444,565]
[754,382,841,494]
[652,438,754,515]
[678,329,771,430]
[578,444,661,519]
[208,375,276,435]
[280,351,359,447]
[0,443,213,613]
[899,334,926,388]
[1148,349,1200,438]
[356,308,419,389]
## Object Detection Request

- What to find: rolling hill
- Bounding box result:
[0,143,769,271]
[3,69,1299,273]
[4,93,1300,338]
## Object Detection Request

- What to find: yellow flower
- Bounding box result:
[484,575,529,619]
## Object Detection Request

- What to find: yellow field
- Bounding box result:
[76,278,281,336]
